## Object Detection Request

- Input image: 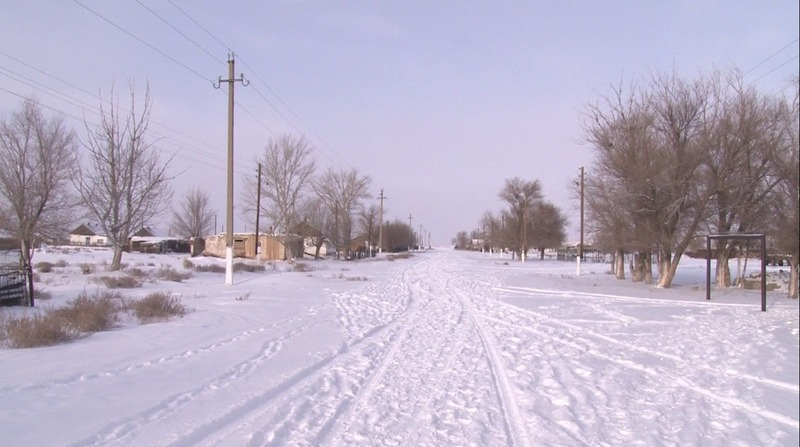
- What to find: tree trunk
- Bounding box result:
[19,238,33,269]
[643,252,653,285]
[789,254,799,299]
[19,239,34,307]
[657,251,685,288]
[614,249,625,280]
[111,245,124,271]
[630,253,642,282]
[715,240,734,288]
[656,249,672,288]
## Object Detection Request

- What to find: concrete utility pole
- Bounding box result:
[577,166,585,277]
[378,189,387,254]
[215,53,248,286]
[255,162,262,261]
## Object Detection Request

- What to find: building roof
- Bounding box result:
[70,223,104,237]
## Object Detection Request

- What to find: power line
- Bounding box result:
[133,0,225,67]
[744,37,799,77]
[71,0,214,84]
[167,0,230,53]
[0,55,230,168]
[749,55,800,85]
[162,2,351,168]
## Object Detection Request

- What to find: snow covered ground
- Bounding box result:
[0,247,798,446]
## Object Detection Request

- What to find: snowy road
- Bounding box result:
[1,250,798,446]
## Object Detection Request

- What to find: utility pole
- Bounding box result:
[419,223,423,250]
[214,53,248,286]
[378,189,387,254]
[577,166,585,277]
[255,162,262,261]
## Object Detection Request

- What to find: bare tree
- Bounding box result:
[241,134,316,249]
[172,187,214,255]
[769,78,799,298]
[359,203,379,255]
[74,84,173,270]
[0,98,78,303]
[498,177,542,260]
[584,72,711,287]
[296,196,329,259]
[702,70,784,287]
[529,201,567,259]
[385,219,413,252]
[479,211,502,253]
[313,167,371,259]
[452,230,470,250]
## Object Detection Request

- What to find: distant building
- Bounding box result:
[69,223,108,246]
[129,227,190,254]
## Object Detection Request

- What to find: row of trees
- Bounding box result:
[235,134,426,258]
[0,86,173,273]
[0,84,399,281]
[453,177,568,259]
[582,68,798,297]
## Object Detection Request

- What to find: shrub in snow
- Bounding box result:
[91,275,144,289]
[0,312,80,349]
[128,292,186,324]
[156,267,193,282]
[53,291,121,333]
[35,261,54,273]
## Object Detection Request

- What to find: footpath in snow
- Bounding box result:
[0,248,798,446]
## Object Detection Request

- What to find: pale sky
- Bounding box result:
[1,1,798,246]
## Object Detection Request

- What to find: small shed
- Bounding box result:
[203,233,287,260]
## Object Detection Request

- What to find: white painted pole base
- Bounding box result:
[225,246,234,286]
[576,256,582,277]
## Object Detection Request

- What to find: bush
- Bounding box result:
[35,261,54,273]
[53,291,121,333]
[191,263,226,273]
[126,267,148,278]
[128,292,186,324]
[79,263,93,275]
[54,259,69,268]
[92,275,144,289]
[156,267,192,282]
[1,312,80,349]
[292,262,312,272]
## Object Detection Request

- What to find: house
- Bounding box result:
[129,227,191,254]
[69,223,109,246]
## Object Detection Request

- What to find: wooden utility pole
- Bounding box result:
[255,162,262,261]
[378,189,387,254]
[215,53,248,286]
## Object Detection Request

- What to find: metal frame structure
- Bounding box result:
[706,233,767,312]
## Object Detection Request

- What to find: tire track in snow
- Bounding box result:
[453,274,531,446]
[171,261,420,446]
[496,287,800,394]
[67,318,326,447]
[0,305,323,396]
[484,300,800,431]
[317,262,424,445]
